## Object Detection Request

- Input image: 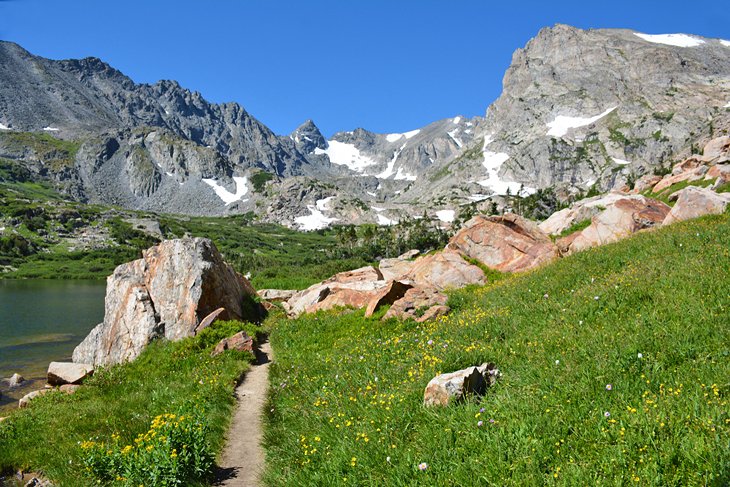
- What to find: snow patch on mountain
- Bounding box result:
[42,126,60,132]
[721,40,730,48]
[0,122,9,130]
[447,129,463,147]
[435,210,455,223]
[634,33,705,48]
[376,144,406,179]
[546,106,617,137]
[477,137,534,196]
[376,214,396,226]
[613,157,631,165]
[203,176,249,205]
[452,116,462,124]
[316,196,335,211]
[385,129,420,142]
[294,205,338,231]
[314,140,377,173]
[394,167,417,181]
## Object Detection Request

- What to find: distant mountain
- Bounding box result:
[1,24,729,227]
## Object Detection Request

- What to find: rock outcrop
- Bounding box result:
[382,286,449,322]
[423,363,501,407]
[401,250,486,290]
[663,186,730,225]
[73,238,258,366]
[557,195,670,255]
[448,214,559,273]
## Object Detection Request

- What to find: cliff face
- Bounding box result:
[2,25,729,225]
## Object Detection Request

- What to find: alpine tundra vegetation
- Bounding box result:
[0,5,729,486]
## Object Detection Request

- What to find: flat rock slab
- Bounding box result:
[47,362,94,386]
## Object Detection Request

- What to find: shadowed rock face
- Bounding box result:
[448,214,559,273]
[73,238,257,366]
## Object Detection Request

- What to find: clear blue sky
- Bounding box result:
[1,0,728,137]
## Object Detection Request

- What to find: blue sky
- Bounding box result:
[1,0,728,136]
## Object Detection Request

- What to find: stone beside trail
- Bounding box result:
[216,341,272,487]
[73,237,258,366]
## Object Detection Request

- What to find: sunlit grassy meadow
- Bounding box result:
[264,213,730,486]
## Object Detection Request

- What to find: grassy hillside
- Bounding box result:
[264,213,730,486]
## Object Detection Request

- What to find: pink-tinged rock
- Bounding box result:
[663,186,730,225]
[449,214,558,273]
[404,250,485,290]
[47,362,94,386]
[702,136,730,162]
[631,175,663,194]
[705,164,730,185]
[652,166,708,193]
[415,305,451,323]
[194,307,227,335]
[212,331,254,356]
[73,238,258,366]
[558,195,670,255]
[383,286,449,321]
[18,389,51,408]
[671,157,702,176]
[286,266,387,317]
[423,363,501,407]
[379,250,420,281]
[364,280,413,317]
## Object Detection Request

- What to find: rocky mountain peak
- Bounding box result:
[290,119,326,154]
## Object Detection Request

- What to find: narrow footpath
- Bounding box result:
[215,340,272,487]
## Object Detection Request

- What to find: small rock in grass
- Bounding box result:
[212,331,254,356]
[424,363,501,407]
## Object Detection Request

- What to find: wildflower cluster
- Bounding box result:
[80,412,213,486]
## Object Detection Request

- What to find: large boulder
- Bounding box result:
[73,238,258,366]
[47,362,94,386]
[379,250,420,281]
[448,214,559,273]
[557,195,670,255]
[539,193,628,236]
[663,186,730,225]
[383,286,449,322]
[364,280,413,317]
[285,266,387,317]
[423,363,501,407]
[404,250,485,290]
[652,165,708,193]
[701,135,730,163]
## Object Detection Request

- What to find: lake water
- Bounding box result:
[0,279,105,411]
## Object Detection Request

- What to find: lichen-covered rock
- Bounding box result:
[73,237,258,366]
[424,363,501,407]
[449,214,558,273]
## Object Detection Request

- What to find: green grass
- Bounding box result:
[0,320,260,486]
[554,217,593,240]
[264,213,730,486]
[645,179,714,205]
